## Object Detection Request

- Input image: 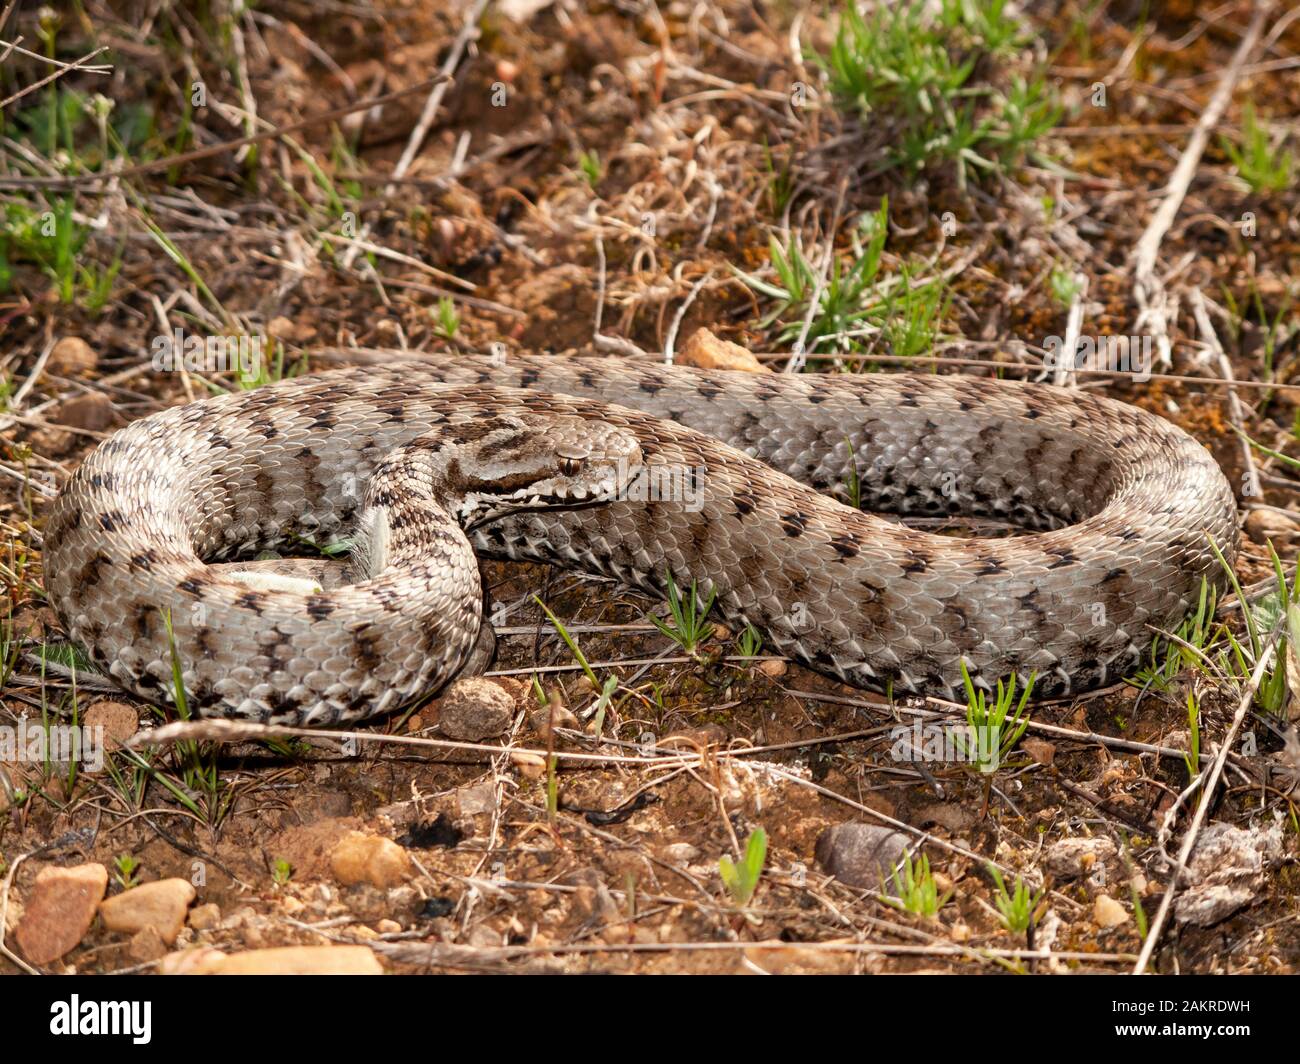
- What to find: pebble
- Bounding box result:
[127,926,168,963]
[329,831,412,888]
[436,677,516,740]
[1021,737,1056,766]
[1044,837,1116,878]
[1174,820,1285,927]
[457,780,498,817]
[188,903,221,931]
[267,316,315,342]
[13,863,108,965]
[1093,895,1130,928]
[530,703,579,743]
[98,879,197,945]
[83,701,140,757]
[511,751,547,778]
[1244,508,1300,547]
[48,336,98,376]
[53,392,114,432]
[677,327,769,373]
[814,823,910,890]
[1175,884,1257,928]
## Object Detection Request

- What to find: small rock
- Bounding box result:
[511,751,546,778]
[376,918,402,934]
[814,823,910,890]
[329,831,412,888]
[678,327,769,373]
[661,843,700,864]
[456,781,498,818]
[466,924,503,949]
[912,801,975,835]
[83,701,139,758]
[188,903,221,931]
[1021,737,1056,766]
[13,863,108,965]
[530,703,579,743]
[52,392,114,432]
[1244,508,1300,547]
[1093,894,1130,928]
[127,926,168,963]
[1174,819,1286,927]
[98,879,197,945]
[758,658,787,678]
[1175,884,1257,928]
[1184,820,1279,882]
[192,945,383,975]
[267,316,315,343]
[374,801,416,830]
[436,677,516,741]
[1045,837,1117,878]
[48,336,97,376]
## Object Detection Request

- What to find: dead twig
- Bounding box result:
[1129,2,1272,369]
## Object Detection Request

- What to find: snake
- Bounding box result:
[42,353,1239,726]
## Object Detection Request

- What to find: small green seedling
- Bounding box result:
[956,660,1035,775]
[578,149,601,189]
[987,863,1043,934]
[113,854,141,890]
[736,623,764,662]
[1049,266,1082,308]
[434,296,460,339]
[648,570,717,656]
[1184,689,1202,785]
[719,828,767,906]
[882,850,950,919]
[1219,101,1293,194]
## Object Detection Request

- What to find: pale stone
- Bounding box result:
[329,831,412,888]
[98,879,197,945]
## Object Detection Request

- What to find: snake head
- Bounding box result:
[454,413,643,528]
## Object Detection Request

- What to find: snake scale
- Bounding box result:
[43,354,1239,726]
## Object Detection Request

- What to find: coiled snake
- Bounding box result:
[43,354,1239,725]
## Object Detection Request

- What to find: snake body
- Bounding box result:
[43,354,1239,725]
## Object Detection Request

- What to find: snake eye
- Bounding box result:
[559,456,583,476]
